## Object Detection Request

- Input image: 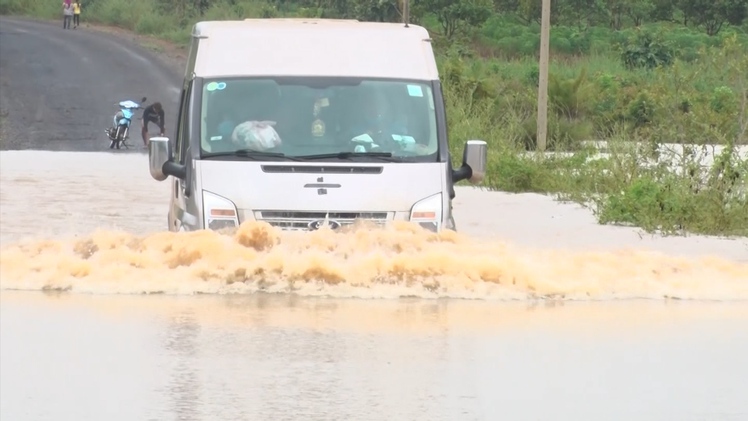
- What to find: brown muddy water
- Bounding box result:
[1,150,747,421]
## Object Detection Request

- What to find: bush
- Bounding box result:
[620,30,674,70]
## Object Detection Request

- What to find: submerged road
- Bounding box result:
[0,16,181,152]
[1,15,748,421]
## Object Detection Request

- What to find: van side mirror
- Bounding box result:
[452,140,487,184]
[149,137,186,181]
[148,137,171,181]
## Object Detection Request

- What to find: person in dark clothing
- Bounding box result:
[141,102,165,147]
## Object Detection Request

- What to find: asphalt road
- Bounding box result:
[0,16,181,152]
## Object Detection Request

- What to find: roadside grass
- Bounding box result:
[2,0,747,236]
[139,41,164,53]
[445,72,748,237]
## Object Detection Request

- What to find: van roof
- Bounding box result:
[190,19,439,80]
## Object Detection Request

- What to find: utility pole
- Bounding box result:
[403,0,410,27]
[537,0,551,152]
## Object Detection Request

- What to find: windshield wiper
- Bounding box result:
[296,152,403,162]
[202,149,301,161]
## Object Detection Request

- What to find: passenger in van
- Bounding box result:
[206,83,284,152]
[217,109,238,139]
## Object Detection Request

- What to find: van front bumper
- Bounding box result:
[244,210,443,232]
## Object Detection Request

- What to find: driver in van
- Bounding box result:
[346,89,410,151]
[350,87,437,155]
[351,94,402,136]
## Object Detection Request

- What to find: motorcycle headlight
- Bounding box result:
[409,193,443,232]
[202,190,239,231]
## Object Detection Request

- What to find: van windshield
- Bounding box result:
[199,77,440,162]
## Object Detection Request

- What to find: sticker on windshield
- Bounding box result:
[407,84,423,97]
[216,82,227,90]
[206,82,219,92]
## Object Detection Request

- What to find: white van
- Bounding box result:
[148,18,487,233]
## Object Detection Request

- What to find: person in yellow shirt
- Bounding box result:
[72,1,81,29]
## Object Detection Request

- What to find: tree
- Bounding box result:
[650,0,676,22]
[517,0,562,25]
[679,0,748,35]
[354,0,404,23]
[419,0,493,38]
[625,0,655,26]
[556,0,608,29]
[605,0,628,29]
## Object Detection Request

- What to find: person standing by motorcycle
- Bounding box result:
[141,102,165,147]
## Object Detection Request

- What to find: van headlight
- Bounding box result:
[410,193,443,232]
[203,190,239,231]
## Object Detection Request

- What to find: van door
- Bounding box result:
[171,80,200,231]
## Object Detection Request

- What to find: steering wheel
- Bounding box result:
[350,131,401,152]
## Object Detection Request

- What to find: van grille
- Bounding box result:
[255,211,389,231]
[261,165,383,174]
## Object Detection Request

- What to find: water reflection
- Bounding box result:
[162,311,201,421]
[2,293,748,420]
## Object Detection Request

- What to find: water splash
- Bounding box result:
[2,221,746,300]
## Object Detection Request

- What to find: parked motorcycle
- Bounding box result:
[105,97,147,149]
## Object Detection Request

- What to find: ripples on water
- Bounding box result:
[1,151,746,301]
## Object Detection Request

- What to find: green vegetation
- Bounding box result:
[3,0,747,236]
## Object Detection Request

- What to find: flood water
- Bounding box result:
[1,150,747,421]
